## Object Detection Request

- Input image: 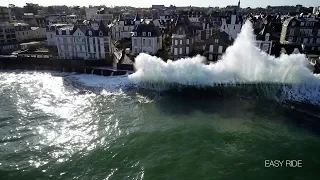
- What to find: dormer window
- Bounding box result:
[89,31,92,36]
[143,32,146,36]
[148,32,151,36]
[99,31,103,36]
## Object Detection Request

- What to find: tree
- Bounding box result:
[47,6,55,14]
[23,3,39,15]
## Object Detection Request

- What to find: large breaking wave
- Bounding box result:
[128,21,320,105]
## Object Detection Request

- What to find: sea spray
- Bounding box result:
[128,20,320,105]
[129,21,319,84]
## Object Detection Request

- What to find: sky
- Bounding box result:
[1,0,319,8]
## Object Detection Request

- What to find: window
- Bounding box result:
[134,39,137,46]
[180,40,182,44]
[303,38,308,43]
[174,48,178,55]
[143,39,145,45]
[296,37,301,43]
[233,26,235,29]
[148,39,151,46]
[209,45,214,53]
[179,48,182,54]
[218,46,223,53]
[186,47,189,54]
[262,44,269,52]
[148,32,151,36]
[310,38,314,43]
[288,37,293,42]
[143,32,146,36]
[175,40,178,45]
[209,54,213,60]
[300,22,305,26]
[186,39,189,44]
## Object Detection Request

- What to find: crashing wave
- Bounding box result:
[128,21,320,105]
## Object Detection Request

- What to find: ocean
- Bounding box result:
[1,20,320,180]
[0,71,320,180]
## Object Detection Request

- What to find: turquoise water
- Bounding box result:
[0,71,320,180]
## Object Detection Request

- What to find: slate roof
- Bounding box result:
[56,20,109,36]
[134,13,141,21]
[132,21,161,37]
[171,15,198,36]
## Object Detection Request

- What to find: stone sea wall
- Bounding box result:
[0,57,129,76]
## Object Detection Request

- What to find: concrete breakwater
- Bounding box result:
[0,56,131,76]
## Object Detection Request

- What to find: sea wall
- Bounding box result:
[0,57,129,76]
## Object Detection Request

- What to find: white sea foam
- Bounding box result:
[129,21,320,84]
[128,20,320,105]
[69,74,133,93]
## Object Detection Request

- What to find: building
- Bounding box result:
[111,14,139,41]
[152,5,165,10]
[55,20,111,60]
[131,21,162,55]
[0,6,12,22]
[170,16,199,59]
[46,14,78,24]
[14,23,46,42]
[280,16,320,53]
[0,22,18,53]
[46,24,72,46]
[203,30,234,61]
[23,13,46,28]
[86,7,113,25]
[255,33,273,54]
[220,11,242,39]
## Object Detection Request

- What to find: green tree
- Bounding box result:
[23,3,39,15]
[47,6,55,14]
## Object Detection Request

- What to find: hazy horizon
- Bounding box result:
[1,0,319,8]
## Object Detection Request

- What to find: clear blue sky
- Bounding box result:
[1,0,319,8]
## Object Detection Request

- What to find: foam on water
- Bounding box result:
[128,21,320,105]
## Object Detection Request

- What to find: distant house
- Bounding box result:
[220,11,242,39]
[131,21,162,55]
[170,15,199,59]
[23,13,46,28]
[14,23,46,41]
[0,6,12,22]
[55,20,111,60]
[111,14,140,41]
[254,24,274,54]
[85,7,113,25]
[280,16,320,53]
[203,30,234,61]
[46,14,78,25]
[46,23,71,46]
